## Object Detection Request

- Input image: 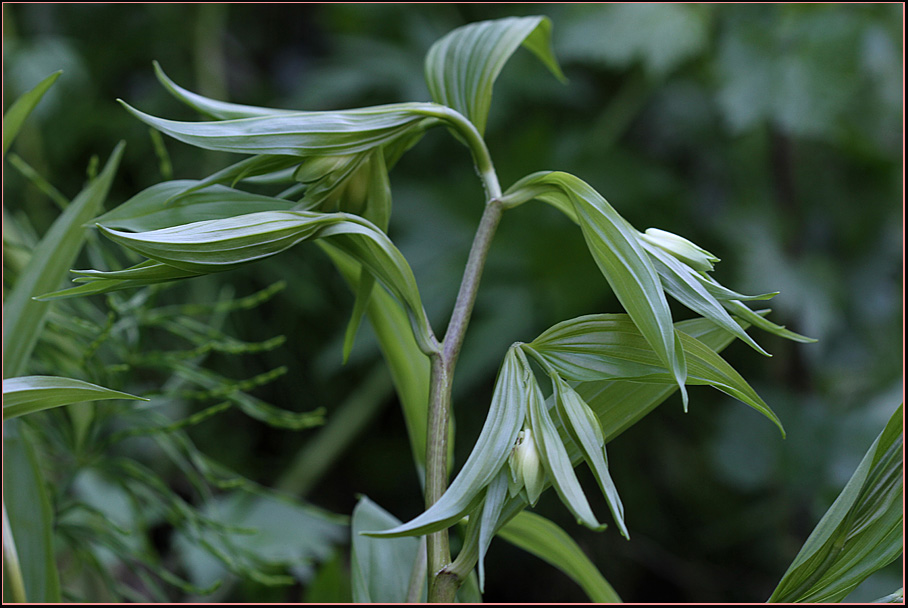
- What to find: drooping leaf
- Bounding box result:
[351,496,425,603]
[768,404,903,603]
[366,346,528,538]
[476,468,510,591]
[497,511,622,603]
[504,171,688,406]
[2,375,147,420]
[320,243,431,474]
[551,375,627,538]
[424,16,565,136]
[641,238,769,355]
[119,99,440,158]
[35,260,202,301]
[529,313,784,436]
[2,70,62,156]
[91,180,298,232]
[3,142,124,378]
[526,362,604,531]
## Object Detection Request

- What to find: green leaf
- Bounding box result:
[3,423,61,601]
[341,151,392,363]
[351,496,425,603]
[92,180,298,232]
[551,375,627,538]
[36,260,202,301]
[320,243,431,473]
[497,511,622,603]
[3,142,124,378]
[530,313,783,436]
[2,375,147,420]
[153,61,297,120]
[504,171,688,407]
[2,70,62,156]
[724,299,817,344]
[119,99,440,158]
[424,16,565,136]
[640,238,769,355]
[526,362,604,531]
[367,346,529,538]
[768,404,903,603]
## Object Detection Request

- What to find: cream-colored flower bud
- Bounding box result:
[641,227,720,272]
[509,428,546,506]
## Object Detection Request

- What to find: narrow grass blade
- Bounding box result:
[3,142,124,377]
[3,70,62,156]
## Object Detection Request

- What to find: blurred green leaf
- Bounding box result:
[558,4,708,77]
[424,15,564,136]
[351,495,425,603]
[2,70,62,156]
[769,404,903,603]
[175,491,348,591]
[2,141,124,378]
[3,424,61,602]
[2,375,147,420]
[497,510,622,603]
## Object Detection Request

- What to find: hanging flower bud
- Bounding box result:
[508,427,546,506]
[640,227,720,273]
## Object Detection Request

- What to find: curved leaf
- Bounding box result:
[92,180,298,232]
[119,100,440,158]
[504,171,688,406]
[497,511,622,603]
[425,16,565,136]
[153,61,296,120]
[640,238,769,356]
[366,346,528,537]
[769,405,903,603]
[530,314,784,436]
[2,375,147,420]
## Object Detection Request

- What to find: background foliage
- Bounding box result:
[3,4,902,603]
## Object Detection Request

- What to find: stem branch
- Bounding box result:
[423,114,504,602]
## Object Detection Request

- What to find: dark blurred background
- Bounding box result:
[3,3,903,603]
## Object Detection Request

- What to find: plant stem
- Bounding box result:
[424,134,504,600]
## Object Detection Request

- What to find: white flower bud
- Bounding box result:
[509,428,546,506]
[641,227,720,272]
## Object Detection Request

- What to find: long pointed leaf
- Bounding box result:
[2,375,147,420]
[2,70,62,156]
[366,347,528,537]
[3,142,124,377]
[504,171,688,406]
[119,100,440,158]
[769,404,903,602]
